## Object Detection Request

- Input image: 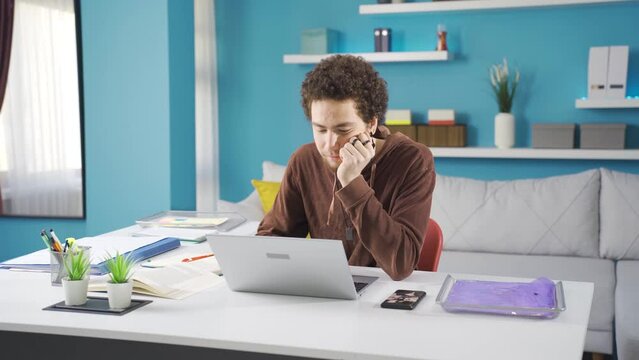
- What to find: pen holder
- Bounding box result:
[50,246,91,286]
[50,251,68,286]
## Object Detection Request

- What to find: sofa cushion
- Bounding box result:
[219,161,287,220]
[438,250,615,332]
[251,179,281,214]
[600,168,639,260]
[263,160,287,182]
[615,260,639,360]
[431,169,600,257]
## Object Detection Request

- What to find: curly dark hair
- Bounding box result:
[301,55,388,125]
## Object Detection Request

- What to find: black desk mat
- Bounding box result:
[43,296,152,316]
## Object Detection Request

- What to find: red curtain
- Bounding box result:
[0,0,15,213]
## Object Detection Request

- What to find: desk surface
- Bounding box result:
[1,259,592,360]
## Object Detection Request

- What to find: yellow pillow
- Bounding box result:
[251,179,281,214]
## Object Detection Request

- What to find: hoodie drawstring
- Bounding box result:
[370,163,377,189]
[326,173,338,226]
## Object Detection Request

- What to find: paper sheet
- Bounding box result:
[157,216,228,227]
[133,227,213,241]
[141,255,221,274]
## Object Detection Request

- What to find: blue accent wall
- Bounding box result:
[216,0,639,201]
[168,0,196,210]
[0,0,195,262]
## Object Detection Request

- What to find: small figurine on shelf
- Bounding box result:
[436,24,447,51]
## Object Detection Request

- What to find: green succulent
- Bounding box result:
[63,248,91,281]
[104,252,136,284]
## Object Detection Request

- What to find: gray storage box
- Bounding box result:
[532,124,576,149]
[580,123,626,149]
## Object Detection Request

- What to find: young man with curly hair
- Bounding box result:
[257,55,435,281]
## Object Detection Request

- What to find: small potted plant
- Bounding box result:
[104,252,136,309]
[61,248,91,306]
[489,58,520,149]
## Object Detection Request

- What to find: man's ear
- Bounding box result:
[369,117,379,136]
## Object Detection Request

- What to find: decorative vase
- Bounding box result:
[107,281,133,309]
[62,277,89,306]
[494,112,515,149]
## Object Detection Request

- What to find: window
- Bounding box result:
[0,0,84,217]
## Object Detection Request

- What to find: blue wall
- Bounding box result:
[0,0,195,262]
[216,0,639,201]
[169,0,196,210]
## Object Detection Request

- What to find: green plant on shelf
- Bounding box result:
[490,58,520,113]
[104,252,136,284]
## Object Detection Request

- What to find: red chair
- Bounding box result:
[417,218,443,272]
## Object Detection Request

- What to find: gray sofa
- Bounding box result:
[219,163,639,358]
[432,168,639,358]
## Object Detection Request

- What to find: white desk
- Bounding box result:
[1,258,593,360]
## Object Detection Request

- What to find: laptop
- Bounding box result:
[206,234,378,300]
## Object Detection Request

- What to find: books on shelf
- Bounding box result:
[385,109,412,125]
[428,109,455,125]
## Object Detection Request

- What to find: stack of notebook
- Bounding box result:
[0,236,180,275]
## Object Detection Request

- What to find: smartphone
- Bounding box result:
[381,289,426,310]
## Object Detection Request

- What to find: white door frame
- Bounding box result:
[194,0,219,211]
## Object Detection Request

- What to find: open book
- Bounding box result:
[89,258,223,300]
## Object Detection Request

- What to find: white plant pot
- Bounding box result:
[62,277,89,306]
[107,281,133,309]
[494,112,515,149]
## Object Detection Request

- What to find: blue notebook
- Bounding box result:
[92,237,180,275]
[1,237,181,275]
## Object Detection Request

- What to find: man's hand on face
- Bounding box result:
[337,132,375,187]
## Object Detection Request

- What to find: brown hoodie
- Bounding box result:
[257,132,436,281]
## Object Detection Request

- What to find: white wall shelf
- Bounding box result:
[430,147,639,160]
[575,98,639,109]
[360,0,636,15]
[283,51,450,64]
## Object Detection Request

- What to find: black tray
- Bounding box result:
[43,296,152,316]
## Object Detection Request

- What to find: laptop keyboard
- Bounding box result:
[354,282,368,293]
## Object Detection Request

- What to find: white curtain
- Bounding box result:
[0,0,83,217]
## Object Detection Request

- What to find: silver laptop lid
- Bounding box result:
[207,234,376,300]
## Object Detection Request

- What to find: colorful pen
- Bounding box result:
[181,253,214,263]
[49,229,63,252]
[43,230,60,252]
[39,230,51,250]
[50,238,61,252]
